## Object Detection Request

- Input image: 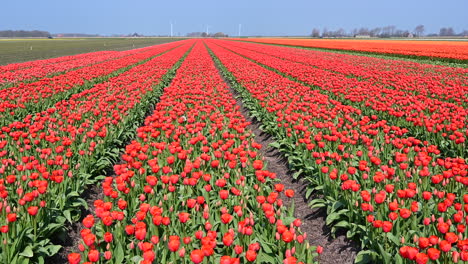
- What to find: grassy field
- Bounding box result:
[0,37,185,65]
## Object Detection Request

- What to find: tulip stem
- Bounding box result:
[4,232,10,264]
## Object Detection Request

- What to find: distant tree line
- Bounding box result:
[186,32,228,38]
[0,30,51,38]
[53,33,100,37]
[311,25,468,38]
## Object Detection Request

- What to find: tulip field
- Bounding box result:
[0,38,467,264]
[233,38,468,62]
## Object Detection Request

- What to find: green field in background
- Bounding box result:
[0,37,185,65]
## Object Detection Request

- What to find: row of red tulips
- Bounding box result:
[0,50,118,73]
[211,40,468,157]
[0,40,194,263]
[206,40,468,263]
[0,40,185,127]
[69,41,317,264]
[0,50,121,86]
[224,40,468,105]
[231,38,468,61]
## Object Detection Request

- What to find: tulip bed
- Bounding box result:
[69,41,317,264]
[1,37,467,263]
[0,40,194,263]
[231,38,468,61]
[0,50,119,87]
[206,40,468,263]
[0,41,186,127]
[210,40,468,158]
[0,51,115,72]
[221,40,468,103]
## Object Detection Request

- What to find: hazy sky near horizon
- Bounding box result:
[3,0,468,36]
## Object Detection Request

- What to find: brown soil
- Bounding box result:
[48,183,103,263]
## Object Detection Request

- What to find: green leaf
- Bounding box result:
[18,257,30,264]
[334,220,350,229]
[67,191,80,198]
[42,223,63,233]
[305,187,314,199]
[114,242,124,264]
[19,246,34,258]
[282,216,297,226]
[326,209,349,226]
[308,198,326,208]
[258,252,276,263]
[292,170,302,180]
[268,141,280,149]
[55,215,67,224]
[131,256,144,263]
[386,233,400,245]
[354,250,376,264]
[395,254,404,264]
[326,212,340,226]
[330,201,345,213]
[46,245,62,256]
[378,243,391,264]
[63,210,72,224]
[261,242,273,254]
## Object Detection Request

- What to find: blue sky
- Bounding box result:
[3,0,467,36]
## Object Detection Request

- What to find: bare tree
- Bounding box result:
[381,26,391,37]
[311,28,320,38]
[357,27,370,35]
[395,30,410,37]
[414,25,425,37]
[369,27,381,37]
[439,27,455,36]
[336,28,346,37]
[322,27,329,38]
[389,25,396,36]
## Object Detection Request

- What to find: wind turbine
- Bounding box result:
[238,24,242,37]
[170,21,176,37]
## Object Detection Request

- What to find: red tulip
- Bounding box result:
[104,232,113,243]
[179,212,190,223]
[316,245,323,254]
[252,160,263,170]
[168,237,180,252]
[284,189,294,198]
[245,250,257,262]
[415,253,429,264]
[283,256,297,264]
[382,221,393,233]
[27,206,39,216]
[7,213,17,223]
[219,190,229,200]
[282,230,294,243]
[88,249,99,262]
[68,253,81,264]
[427,248,440,260]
